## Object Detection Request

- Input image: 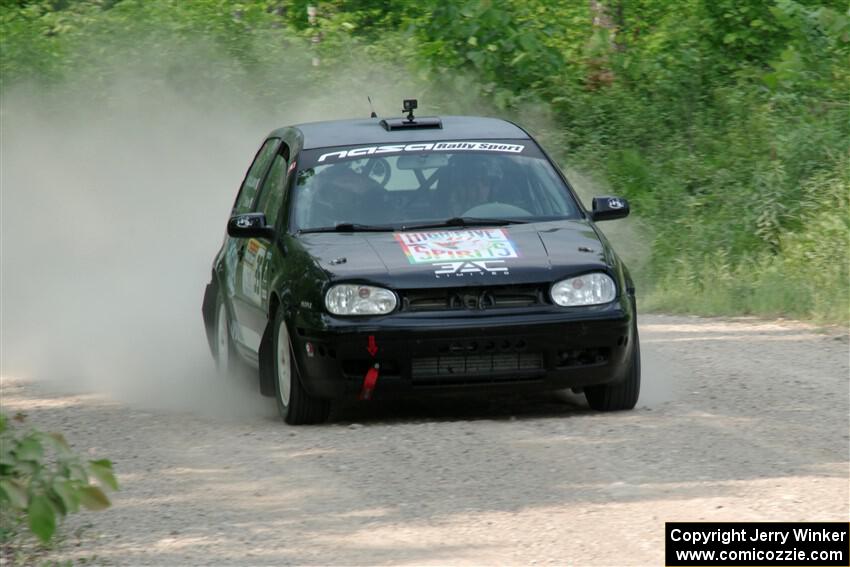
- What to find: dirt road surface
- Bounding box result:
[2,315,848,565]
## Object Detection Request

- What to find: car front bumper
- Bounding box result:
[289,302,635,400]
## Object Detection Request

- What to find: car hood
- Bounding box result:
[296,220,613,289]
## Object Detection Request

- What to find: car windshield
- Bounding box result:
[290,139,580,232]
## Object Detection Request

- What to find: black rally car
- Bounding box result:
[202,102,639,424]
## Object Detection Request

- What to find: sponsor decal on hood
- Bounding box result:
[394,228,519,264]
[394,228,520,278]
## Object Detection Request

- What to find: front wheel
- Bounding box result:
[273,312,330,425]
[584,327,641,411]
[214,292,237,374]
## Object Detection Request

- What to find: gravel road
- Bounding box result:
[2,314,848,566]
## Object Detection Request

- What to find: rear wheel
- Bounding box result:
[273,312,330,425]
[585,326,641,411]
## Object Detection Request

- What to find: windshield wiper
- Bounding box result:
[298,222,396,234]
[401,217,529,231]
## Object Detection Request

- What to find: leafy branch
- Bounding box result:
[0,413,118,544]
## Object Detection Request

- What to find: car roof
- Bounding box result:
[275,116,531,150]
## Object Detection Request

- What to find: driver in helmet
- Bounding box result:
[449,156,502,216]
[309,165,383,226]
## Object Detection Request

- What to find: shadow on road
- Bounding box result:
[329,389,592,424]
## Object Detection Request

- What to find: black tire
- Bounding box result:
[272,309,330,425]
[585,326,641,411]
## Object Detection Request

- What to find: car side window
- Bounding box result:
[234,138,280,214]
[255,150,289,227]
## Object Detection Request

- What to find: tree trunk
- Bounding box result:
[586,0,622,88]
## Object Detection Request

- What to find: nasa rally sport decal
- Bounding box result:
[317,141,525,162]
[394,229,518,278]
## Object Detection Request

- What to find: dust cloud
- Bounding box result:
[0,46,427,417]
[1,78,267,417]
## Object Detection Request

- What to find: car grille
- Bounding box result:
[400,285,546,312]
[411,352,544,383]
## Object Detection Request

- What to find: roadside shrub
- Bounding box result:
[0,413,118,545]
[642,157,850,323]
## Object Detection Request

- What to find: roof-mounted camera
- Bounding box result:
[379,99,441,131]
[402,99,418,122]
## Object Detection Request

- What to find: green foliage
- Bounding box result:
[700,0,792,68]
[1,0,847,322]
[0,413,118,544]
[411,1,564,101]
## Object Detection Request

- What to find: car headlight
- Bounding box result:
[325,284,397,315]
[551,273,616,306]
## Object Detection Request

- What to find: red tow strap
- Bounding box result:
[359,364,380,400]
[359,334,380,400]
[367,335,378,357]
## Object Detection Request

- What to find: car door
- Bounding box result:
[235,145,291,349]
[227,138,280,351]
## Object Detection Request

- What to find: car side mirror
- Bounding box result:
[227,213,275,239]
[591,196,630,221]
